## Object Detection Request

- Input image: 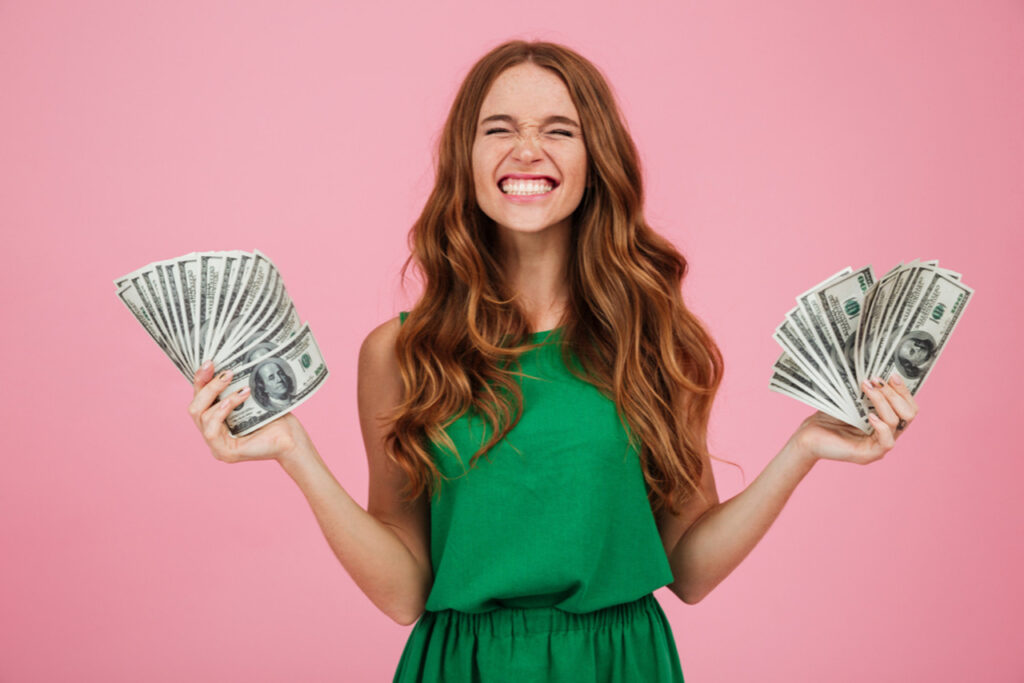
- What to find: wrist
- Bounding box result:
[277,438,321,480]
[779,432,819,473]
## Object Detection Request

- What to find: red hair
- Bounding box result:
[384,40,723,517]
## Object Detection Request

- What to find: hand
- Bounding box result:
[188,360,313,465]
[788,374,919,466]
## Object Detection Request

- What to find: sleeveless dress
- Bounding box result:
[392,312,686,682]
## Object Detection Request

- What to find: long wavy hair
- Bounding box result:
[383,40,723,518]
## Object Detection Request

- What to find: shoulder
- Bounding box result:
[358,315,403,383]
[360,314,402,354]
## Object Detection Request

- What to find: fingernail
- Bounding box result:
[201,360,213,370]
[218,370,232,382]
[237,386,249,395]
[862,380,873,391]
[872,377,884,388]
[891,374,904,386]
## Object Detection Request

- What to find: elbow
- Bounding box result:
[389,591,428,626]
[384,595,426,626]
[392,608,423,627]
[383,560,433,626]
[669,579,711,605]
[396,568,434,625]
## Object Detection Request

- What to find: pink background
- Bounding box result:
[2,1,1022,681]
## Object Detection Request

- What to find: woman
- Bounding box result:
[187,40,918,682]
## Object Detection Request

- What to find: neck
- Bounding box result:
[495,219,571,332]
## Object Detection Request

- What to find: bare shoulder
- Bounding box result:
[358,315,403,380]
[356,315,430,574]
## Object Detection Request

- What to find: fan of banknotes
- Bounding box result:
[769,259,972,433]
[115,250,329,436]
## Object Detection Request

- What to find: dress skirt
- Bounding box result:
[392,592,685,682]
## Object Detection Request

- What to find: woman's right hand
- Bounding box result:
[188,360,313,466]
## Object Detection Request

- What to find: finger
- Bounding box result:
[862,378,900,429]
[192,360,215,396]
[868,376,916,422]
[201,385,251,450]
[886,373,919,415]
[188,369,234,426]
[867,412,895,452]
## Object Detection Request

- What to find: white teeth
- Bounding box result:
[500,178,554,195]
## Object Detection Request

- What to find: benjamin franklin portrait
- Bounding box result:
[893,330,937,379]
[249,358,296,412]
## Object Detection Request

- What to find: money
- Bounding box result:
[219,323,328,436]
[115,250,329,435]
[769,260,972,433]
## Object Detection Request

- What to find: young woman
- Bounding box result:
[187,40,918,682]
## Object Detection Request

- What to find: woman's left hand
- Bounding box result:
[789,374,919,465]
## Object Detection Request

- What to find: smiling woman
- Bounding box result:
[186,38,921,683]
[382,40,713,682]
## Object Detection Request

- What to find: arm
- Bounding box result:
[660,437,815,604]
[188,316,432,626]
[658,375,919,604]
[277,444,431,626]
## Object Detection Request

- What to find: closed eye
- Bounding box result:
[483,128,575,137]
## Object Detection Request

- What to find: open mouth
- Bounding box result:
[498,175,559,196]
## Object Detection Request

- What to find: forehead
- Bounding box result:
[478,62,578,121]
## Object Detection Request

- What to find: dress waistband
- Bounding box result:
[416,593,663,638]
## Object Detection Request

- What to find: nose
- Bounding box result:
[511,130,543,163]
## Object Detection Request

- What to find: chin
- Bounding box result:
[498,222,564,237]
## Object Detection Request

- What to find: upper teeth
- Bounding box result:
[501,178,554,195]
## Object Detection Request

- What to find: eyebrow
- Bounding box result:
[479,114,581,129]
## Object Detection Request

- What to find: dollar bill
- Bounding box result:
[796,272,870,428]
[770,353,851,424]
[218,323,329,436]
[874,270,973,394]
[116,280,193,381]
[810,265,874,383]
[775,316,844,407]
[855,262,903,387]
[771,260,971,433]
[116,250,329,431]
[217,251,274,356]
[866,261,925,381]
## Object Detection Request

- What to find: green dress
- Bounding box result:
[393,312,686,682]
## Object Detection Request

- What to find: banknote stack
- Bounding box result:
[769,260,972,433]
[115,250,329,436]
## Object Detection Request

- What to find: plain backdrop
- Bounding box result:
[2,1,1022,681]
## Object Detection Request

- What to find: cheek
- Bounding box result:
[568,164,589,197]
[471,151,496,192]
[566,150,588,187]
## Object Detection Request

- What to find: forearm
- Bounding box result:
[278,447,432,625]
[668,439,816,604]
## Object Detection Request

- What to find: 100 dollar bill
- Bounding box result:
[770,260,971,433]
[218,323,329,436]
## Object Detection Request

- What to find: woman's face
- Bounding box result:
[471,62,588,238]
